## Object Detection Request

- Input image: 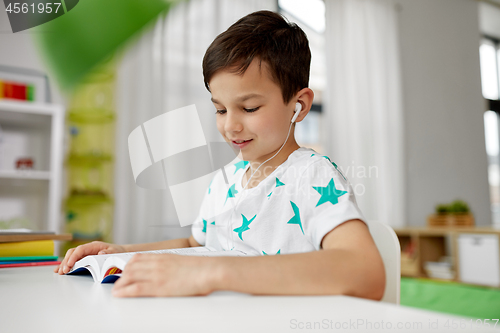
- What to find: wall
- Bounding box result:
[0,6,64,104]
[396,0,491,226]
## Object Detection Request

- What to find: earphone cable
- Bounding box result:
[227,119,295,250]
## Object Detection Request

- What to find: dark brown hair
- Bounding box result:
[202,10,311,104]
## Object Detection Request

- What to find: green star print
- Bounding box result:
[233,160,249,174]
[287,201,304,234]
[313,178,347,207]
[233,214,256,241]
[276,177,285,187]
[224,183,238,205]
[208,178,213,194]
[202,219,207,233]
[311,154,347,181]
[262,249,281,255]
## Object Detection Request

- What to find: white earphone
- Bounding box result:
[291,102,302,123]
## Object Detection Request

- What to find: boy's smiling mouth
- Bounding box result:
[232,139,253,148]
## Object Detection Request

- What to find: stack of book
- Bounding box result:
[0,80,35,101]
[0,230,72,268]
[424,258,455,280]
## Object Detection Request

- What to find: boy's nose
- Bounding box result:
[224,111,244,133]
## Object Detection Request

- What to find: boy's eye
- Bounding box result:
[215,107,259,114]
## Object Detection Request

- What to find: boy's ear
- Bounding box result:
[294,88,315,123]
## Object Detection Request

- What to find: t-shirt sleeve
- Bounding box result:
[297,158,366,250]
[190,175,217,246]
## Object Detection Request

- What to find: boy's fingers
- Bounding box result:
[113,274,130,289]
[64,246,84,270]
[54,261,64,273]
[59,248,75,274]
[114,264,151,289]
[113,282,154,297]
[66,244,100,268]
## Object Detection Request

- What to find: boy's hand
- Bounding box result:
[112,253,219,297]
[54,241,126,275]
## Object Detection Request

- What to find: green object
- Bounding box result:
[448,200,470,214]
[62,54,118,255]
[0,256,58,261]
[435,204,449,214]
[66,58,115,160]
[401,277,500,318]
[233,214,256,241]
[64,194,114,243]
[26,85,35,101]
[435,200,470,214]
[313,178,348,206]
[67,117,115,159]
[33,0,175,91]
[287,202,304,234]
[67,155,113,196]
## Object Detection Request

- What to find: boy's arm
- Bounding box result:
[112,220,385,300]
[123,235,201,252]
[211,219,385,300]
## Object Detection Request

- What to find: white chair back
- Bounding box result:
[365,220,401,304]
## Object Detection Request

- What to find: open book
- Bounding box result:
[66,246,248,283]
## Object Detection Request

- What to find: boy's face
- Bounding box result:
[209,59,296,164]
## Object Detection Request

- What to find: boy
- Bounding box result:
[56,10,385,300]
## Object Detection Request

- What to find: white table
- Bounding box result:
[0,266,497,333]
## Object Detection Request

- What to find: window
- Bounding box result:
[278,0,325,33]
[480,36,500,225]
[278,0,326,153]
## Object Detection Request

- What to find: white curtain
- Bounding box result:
[114,0,277,244]
[323,0,405,227]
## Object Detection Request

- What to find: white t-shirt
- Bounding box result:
[191,147,365,255]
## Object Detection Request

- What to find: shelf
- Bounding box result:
[0,170,51,180]
[0,100,64,240]
[0,99,61,115]
[395,227,500,288]
[0,101,62,128]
